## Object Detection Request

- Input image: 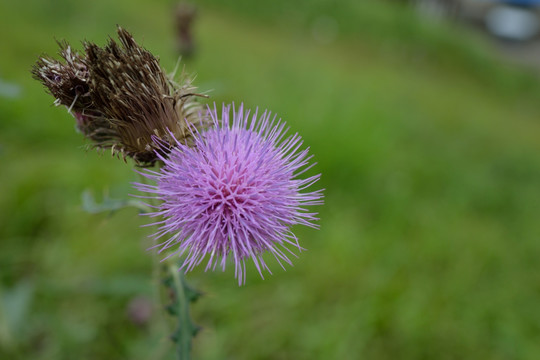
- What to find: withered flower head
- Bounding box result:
[32,26,206,166]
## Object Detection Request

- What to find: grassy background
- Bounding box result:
[2,0,540,359]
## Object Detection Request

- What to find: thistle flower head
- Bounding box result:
[32,27,206,166]
[135,104,323,285]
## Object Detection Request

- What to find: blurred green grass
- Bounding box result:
[2,0,540,359]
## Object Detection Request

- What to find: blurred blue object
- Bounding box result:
[502,0,540,7]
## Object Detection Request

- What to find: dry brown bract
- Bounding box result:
[32,26,206,166]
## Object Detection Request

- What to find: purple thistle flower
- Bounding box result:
[135,104,323,285]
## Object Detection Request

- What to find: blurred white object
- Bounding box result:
[485,5,540,40]
[0,79,22,99]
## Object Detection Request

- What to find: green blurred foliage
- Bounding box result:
[2,0,540,359]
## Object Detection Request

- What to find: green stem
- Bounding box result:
[164,262,201,360]
[170,265,193,359]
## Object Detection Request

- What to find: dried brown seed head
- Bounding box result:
[32,26,208,166]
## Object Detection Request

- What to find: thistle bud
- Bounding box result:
[32,27,206,166]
